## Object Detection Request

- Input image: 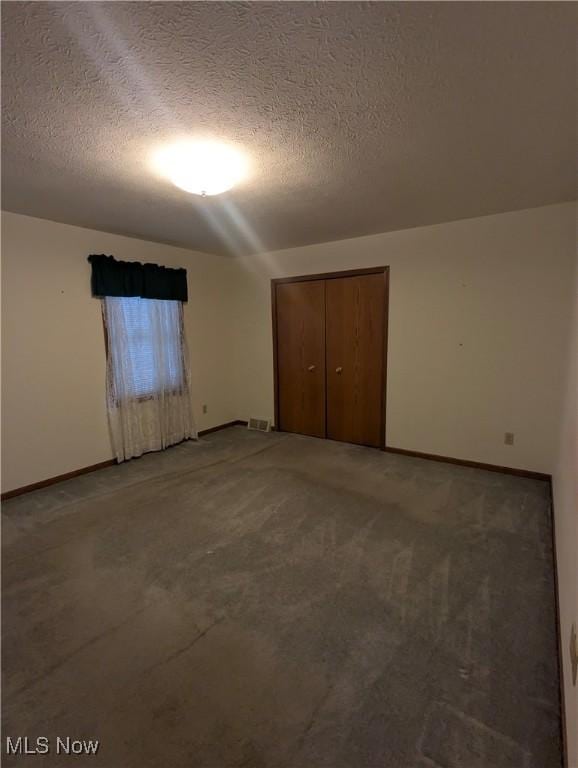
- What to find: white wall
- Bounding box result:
[231,203,576,475]
[552,250,577,768]
[1,211,239,493]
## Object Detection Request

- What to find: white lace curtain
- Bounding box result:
[102,296,196,462]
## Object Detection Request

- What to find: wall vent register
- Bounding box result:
[248,418,271,433]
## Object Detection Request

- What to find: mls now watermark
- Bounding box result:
[6,736,99,756]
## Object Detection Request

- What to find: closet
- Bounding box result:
[272,267,388,449]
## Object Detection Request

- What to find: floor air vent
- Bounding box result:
[248,417,271,432]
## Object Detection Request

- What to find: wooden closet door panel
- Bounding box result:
[326,273,385,447]
[276,280,326,438]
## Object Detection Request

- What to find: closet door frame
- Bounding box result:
[271,266,390,449]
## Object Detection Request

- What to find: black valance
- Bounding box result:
[88,254,188,302]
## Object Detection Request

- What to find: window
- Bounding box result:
[103,297,186,400]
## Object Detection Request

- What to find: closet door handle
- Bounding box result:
[335,366,343,374]
[307,364,316,372]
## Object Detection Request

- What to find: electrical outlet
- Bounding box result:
[202,404,208,414]
[504,432,514,446]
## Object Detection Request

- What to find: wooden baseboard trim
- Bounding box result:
[1,459,117,501]
[2,429,549,496]
[1,422,250,501]
[384,446,551,481]
[549,479,568,768]
[198,420,248,437]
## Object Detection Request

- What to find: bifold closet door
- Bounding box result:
[275,280,326,438]
[326,273,386,448]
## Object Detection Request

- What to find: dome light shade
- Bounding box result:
[153,140,248,196]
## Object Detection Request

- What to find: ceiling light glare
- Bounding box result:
[153,140,248,196]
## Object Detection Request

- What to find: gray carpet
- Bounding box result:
[2,427,561,767]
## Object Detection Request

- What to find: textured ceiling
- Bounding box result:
[2,2,576,256]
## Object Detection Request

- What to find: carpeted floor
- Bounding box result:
[2,427,561,767]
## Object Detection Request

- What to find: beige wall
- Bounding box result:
[1,211,239,493]
[231,203,576,475]
[3,204,574,481]
[552,251,577,768]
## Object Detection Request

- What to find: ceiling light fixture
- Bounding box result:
[152,140,248,197]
